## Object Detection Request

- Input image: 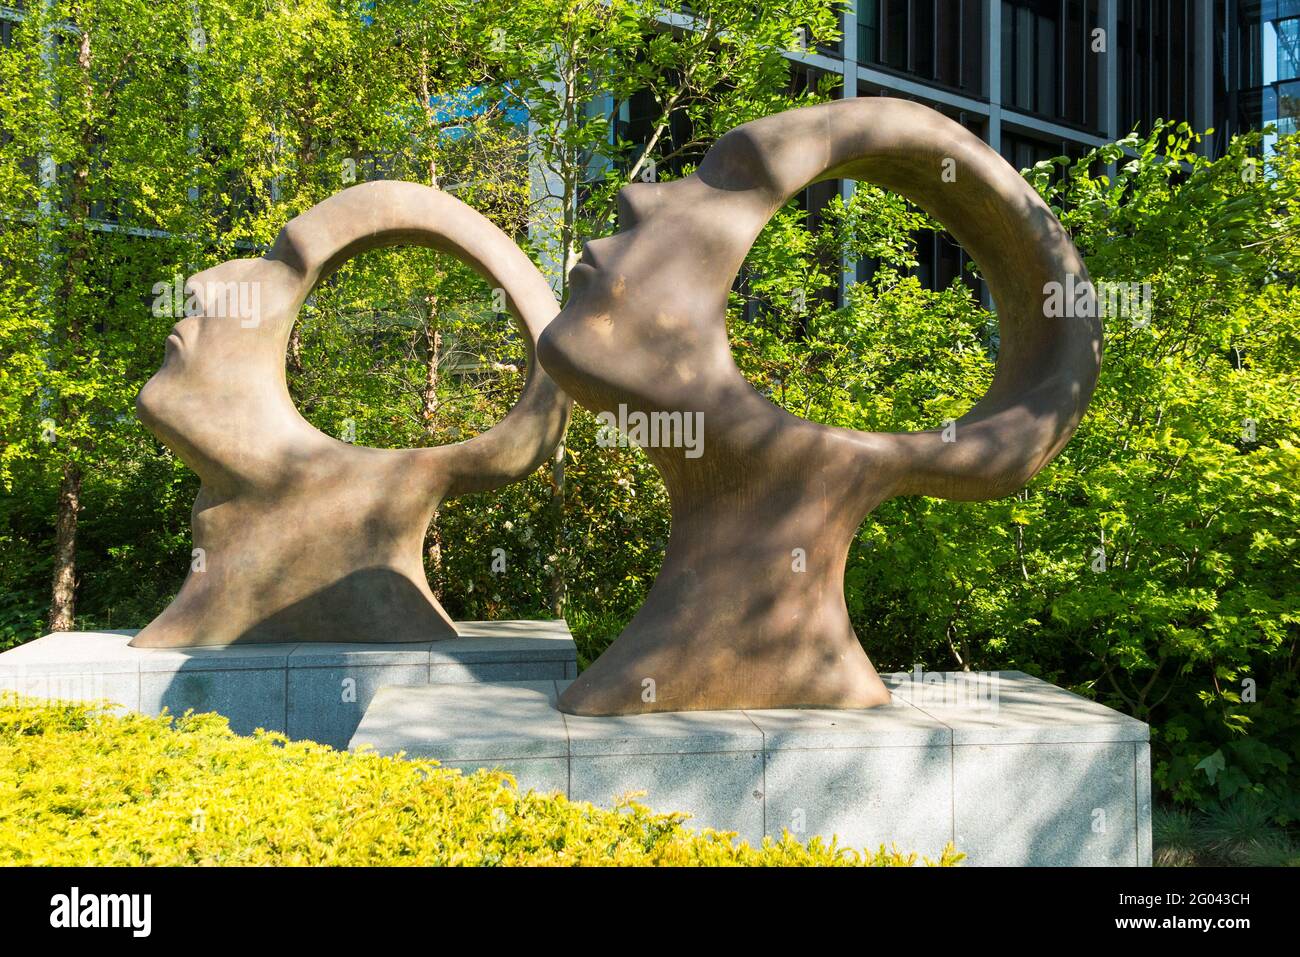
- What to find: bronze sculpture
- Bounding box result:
[132,181,571,647]
[540,98,1102,715]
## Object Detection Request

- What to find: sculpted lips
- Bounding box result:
[578,241,601,269]
[569,242,604,283]
[573,236,629,284]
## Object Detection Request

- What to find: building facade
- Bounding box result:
[796,1,1296,163]
[766,0,1296,293]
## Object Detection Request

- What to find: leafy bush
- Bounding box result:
[728,124,1300,825]
[0,695,961,866]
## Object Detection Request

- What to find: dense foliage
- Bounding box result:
[0,695,959,865]
[730,123,1299,824]
[0,0,1295,838]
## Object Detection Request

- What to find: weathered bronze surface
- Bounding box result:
[132,182,570,647]
[540,98,1102,715]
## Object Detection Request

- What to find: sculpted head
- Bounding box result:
[540,98,1103,715]
[131,182,570,648]
[136,253,317,493]
[542,159,771,417]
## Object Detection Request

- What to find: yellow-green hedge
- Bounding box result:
[0,694,961,866]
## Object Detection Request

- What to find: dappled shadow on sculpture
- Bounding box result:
[539,98,1103,715]
[131,181,571,647]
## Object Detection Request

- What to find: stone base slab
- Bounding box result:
[0,621,576,748]
[349,671,1151,866]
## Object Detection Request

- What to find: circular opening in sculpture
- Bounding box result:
[726,184,995,435]
[291,246,526,451]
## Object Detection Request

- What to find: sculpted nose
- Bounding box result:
[171,314,201,340]
[617,181,658,229]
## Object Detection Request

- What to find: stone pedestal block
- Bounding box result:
[350,671,1151,866]
[0,621,576,747]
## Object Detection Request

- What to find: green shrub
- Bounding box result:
[729,124,1300,822]
[1154,799,1300,867]
[0,695,961,866]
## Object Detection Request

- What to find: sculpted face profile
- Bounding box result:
[539,98,1103,715]
[133,182,570,647]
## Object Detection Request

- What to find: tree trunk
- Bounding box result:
[417,55,440,188]
[47,28,93,633]
[422,293,443,598]
[549,442,565,617]
[548,67,578,618]
[48,461,82,631]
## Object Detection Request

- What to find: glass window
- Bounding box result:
[1116,0,1197,132]
[962,0,984,90]
[859,0,879,62]
[1016,5,1034,108]
[1002,2,1017,102]
[936,0,961,87]
[912,0,934,78]
[1035,10,1058,115]
[858,0,982,93]
[1278,17,1300,82]
[1277,79,1300,136]
[885,0,908,70]
[1002,2,1065,116]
